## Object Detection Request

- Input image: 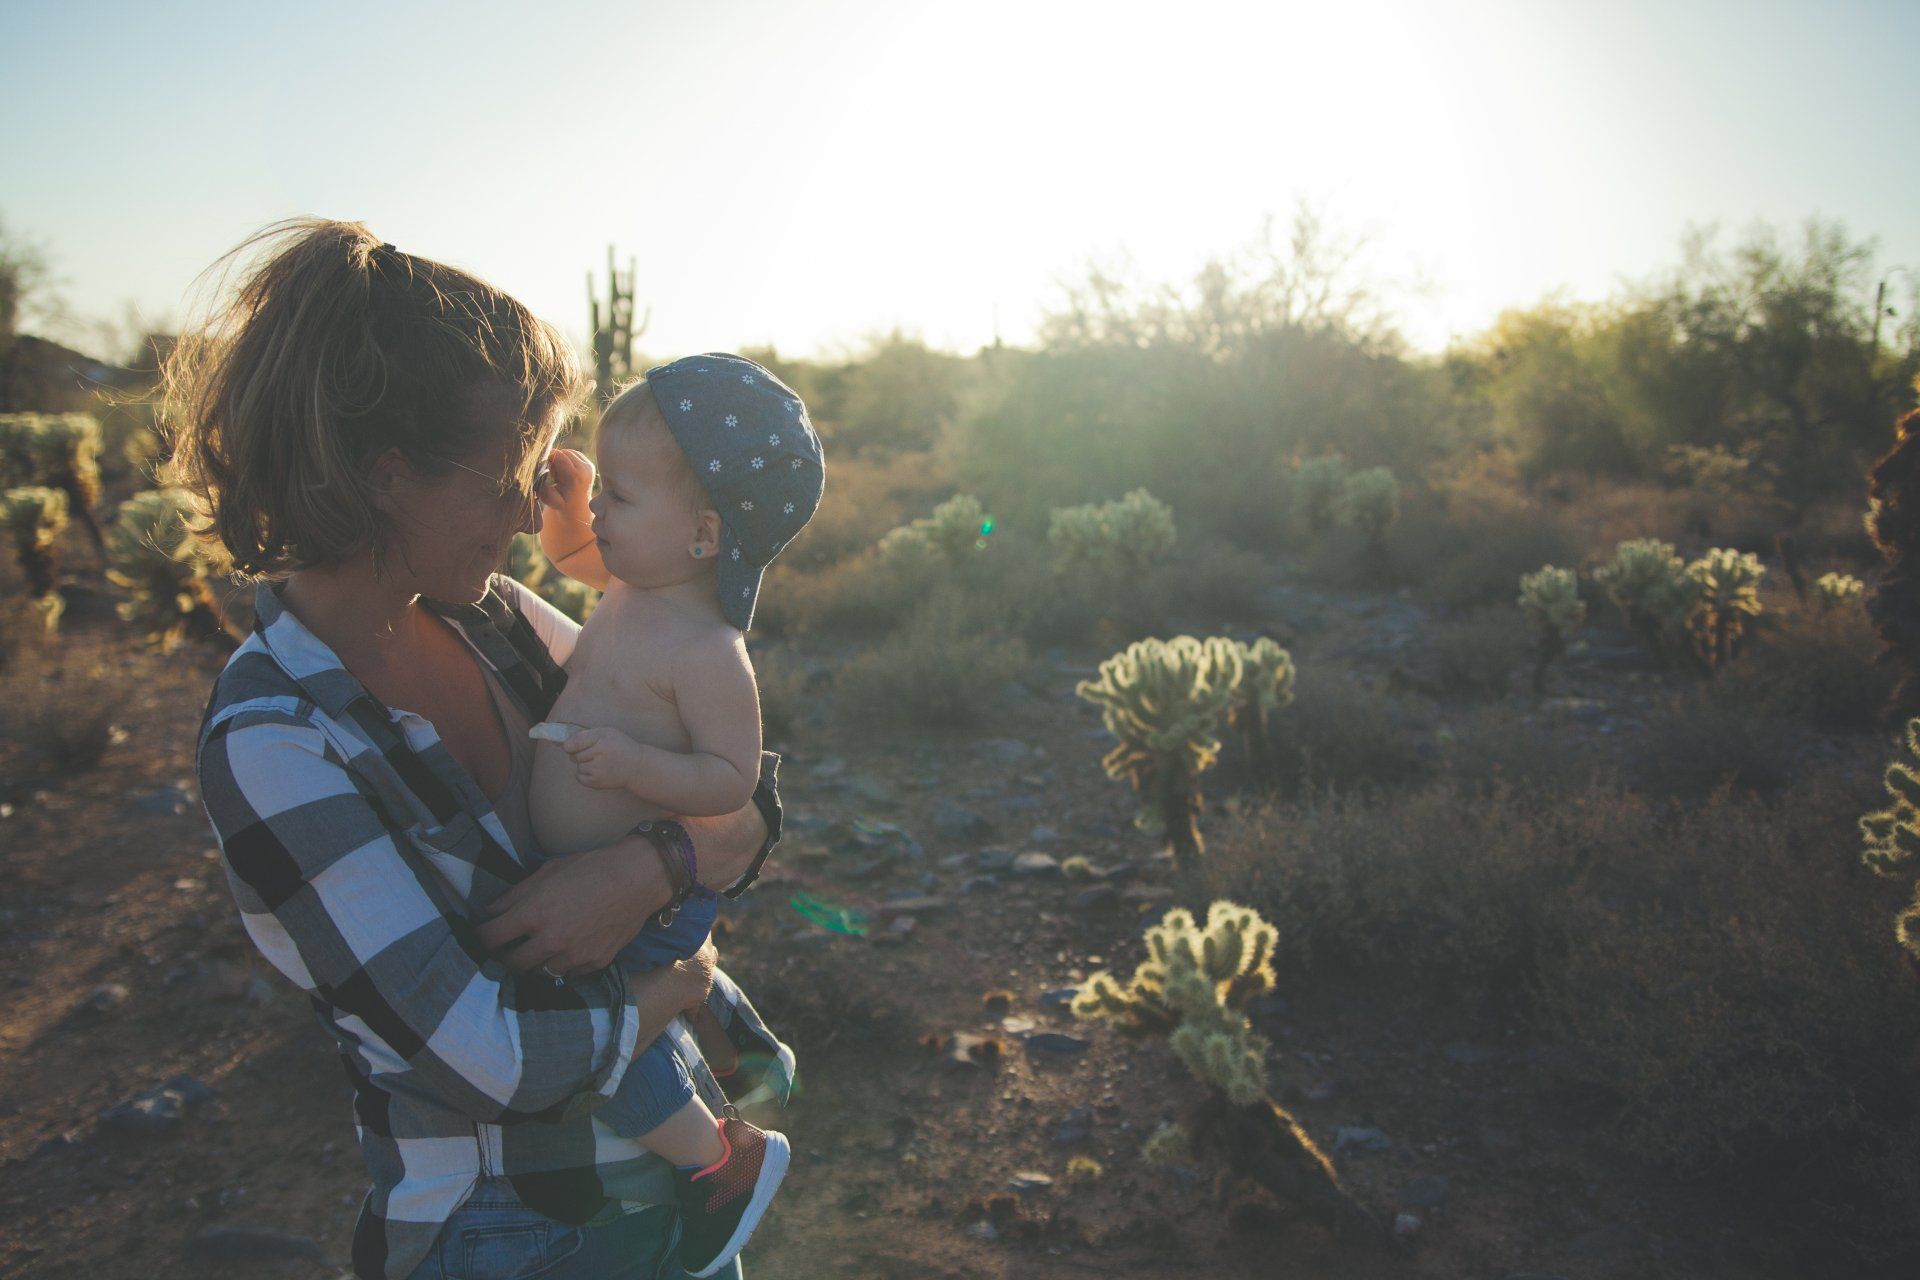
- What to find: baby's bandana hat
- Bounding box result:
[645,353,825,631]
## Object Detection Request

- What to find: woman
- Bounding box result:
[163,219,787,1279]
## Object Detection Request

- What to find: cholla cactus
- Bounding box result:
[104,488,240,651]
[1683,547,1766,675]
[1290,456,1348,535]
[1858,717,1920,959]
[1075,635,1243,871]
[1074,900,1382,1242]
[1074,901,1278,1103]
[878,493,990,566]
[3,486,69,631]
[1518,565,1586,697]
[1140,1124,1195,1167]
[1047,488,1177,577]
[1216,636,1296,785]
[506,533,599,623]
[1336,466,1399,557]
[1816,571,1864,611]
[1595,538,1690,637]
[0,414,106,556]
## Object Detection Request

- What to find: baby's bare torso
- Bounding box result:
[529,584,706,857]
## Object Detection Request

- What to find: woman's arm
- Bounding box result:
[475,780,774,976]
[197,706,648,1125]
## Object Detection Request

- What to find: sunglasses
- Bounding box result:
[434,452,554,501]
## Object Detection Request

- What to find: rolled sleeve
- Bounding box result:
[198,706,643,1125]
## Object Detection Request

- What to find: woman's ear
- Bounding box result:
[365,447,411,516]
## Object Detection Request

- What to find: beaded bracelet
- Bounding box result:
[632,819,716,927]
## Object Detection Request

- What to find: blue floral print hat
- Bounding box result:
[644,353,825,631]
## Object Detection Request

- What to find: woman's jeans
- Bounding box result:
[404,1175,742,1280]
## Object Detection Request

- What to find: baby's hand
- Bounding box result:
[562,726,648,791]
[540,448,596,525]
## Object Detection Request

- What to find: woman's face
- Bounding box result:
[378,405,562,603]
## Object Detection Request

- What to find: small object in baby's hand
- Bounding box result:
[528,721,587,744]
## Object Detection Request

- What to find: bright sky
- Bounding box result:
[3,0,1916,362]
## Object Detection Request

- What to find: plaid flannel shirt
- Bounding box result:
[194,572,784,1280]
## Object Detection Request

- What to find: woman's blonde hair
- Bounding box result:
[157,218,590,582]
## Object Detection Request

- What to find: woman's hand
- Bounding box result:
[475,837,669,977]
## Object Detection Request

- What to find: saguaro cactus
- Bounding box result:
[104,488,241,650]
[3,485,69,631]
[1075,636,1242,872]
[1518,565,1586,697]
[586,245,648,395]
[1074,901,1384,1242]
[1047,488,1177,577]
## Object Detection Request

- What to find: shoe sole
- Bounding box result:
[685,1129,791,1279]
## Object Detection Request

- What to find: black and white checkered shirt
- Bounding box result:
[194,573,783,1279]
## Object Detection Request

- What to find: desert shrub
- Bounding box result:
[1707,591,1893,730]
[1431,699,1622,796]
[105,488,239,649]
[0,637,131,772]
[751,643,819,743]
[1409,605,1530,699]
[1383,490,1582,608]
[1627,686,1808,799]
[829,588,1031,730]
[774,533,999,641]
[1260,664,1427,796]
[1199,775,1631,983]
[1528,771,1920,1267]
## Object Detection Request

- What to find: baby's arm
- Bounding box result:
[561,634,763,816]
[538,448,612,592]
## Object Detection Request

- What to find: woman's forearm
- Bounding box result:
[674,799,769,892]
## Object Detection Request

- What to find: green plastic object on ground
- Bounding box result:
[789,890,870,936]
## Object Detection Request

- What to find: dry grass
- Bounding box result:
[0,630,135,774]
[1199,761,1920,1266]
[828,588,1032,730]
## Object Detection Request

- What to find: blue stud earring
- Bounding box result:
[692,547,702,556]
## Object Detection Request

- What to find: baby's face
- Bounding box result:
[586,412,709,587]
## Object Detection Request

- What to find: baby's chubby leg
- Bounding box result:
[640,1095,727,1169]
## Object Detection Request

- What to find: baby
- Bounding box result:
[526,353,823,1279]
